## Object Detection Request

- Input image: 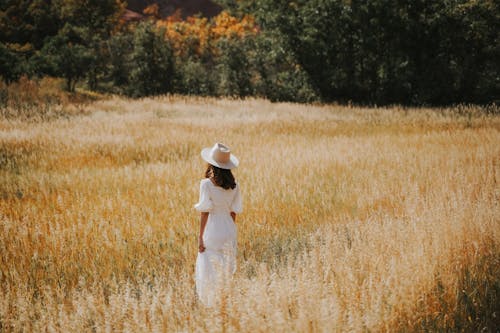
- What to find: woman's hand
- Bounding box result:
[198,212,208,253]
[198,237,206,253]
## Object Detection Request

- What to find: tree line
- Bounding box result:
[1,0,498,105]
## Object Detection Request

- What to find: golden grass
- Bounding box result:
[0,96,498,332]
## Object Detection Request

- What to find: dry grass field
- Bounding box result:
[0,96,498,332]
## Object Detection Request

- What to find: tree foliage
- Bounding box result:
[0,0,124,90]
[38,24,94,92]
[0,0,498,104]
[247,0,499,104]
[128,22,174,97]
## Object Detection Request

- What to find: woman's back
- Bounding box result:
[197,178,241,214]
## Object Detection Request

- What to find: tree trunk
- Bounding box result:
[66,77,73,92]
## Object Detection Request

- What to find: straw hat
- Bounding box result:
[201,143,239,169]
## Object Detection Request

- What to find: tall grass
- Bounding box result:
[0,97,498,331]
[0,76,100,120]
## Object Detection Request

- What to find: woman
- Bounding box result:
[194,142,242,306]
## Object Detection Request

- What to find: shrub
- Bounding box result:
[127,22,175,97]
[176,58,213,95]
[0,76,91,120]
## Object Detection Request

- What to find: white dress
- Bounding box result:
[194,178,242,306]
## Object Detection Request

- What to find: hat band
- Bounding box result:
[212,149,230,164]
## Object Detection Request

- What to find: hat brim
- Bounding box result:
[201,148,239,169]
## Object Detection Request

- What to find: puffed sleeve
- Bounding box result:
[230,183,243,214]
[194,180,213,212]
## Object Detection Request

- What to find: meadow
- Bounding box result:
[0,96,498,332]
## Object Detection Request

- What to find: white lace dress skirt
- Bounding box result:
[194,179,242,306]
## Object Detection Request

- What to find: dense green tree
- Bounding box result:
[0,0,59,81]
[86,35,108,91]
[50,0,126,90]
[215,36,253,97]
[176,57,213,96]
[245,0,499,104]
[128,22,174,97]
[0,42,21,82]
[51,0,124,35]
[446,0,499,103]
[250,30,317,102]
[0,0,125,90]
[106,32,133,91]
[38,24,93,92]
[0,0,58,50]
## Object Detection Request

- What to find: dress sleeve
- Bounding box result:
[230,183,243,214]
[194,180,213,212]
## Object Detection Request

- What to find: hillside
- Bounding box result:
[127,0,222,18]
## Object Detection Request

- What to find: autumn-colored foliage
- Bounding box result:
[157,11,258,57]
[143,3,160,19]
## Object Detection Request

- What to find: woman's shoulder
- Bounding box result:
[201,178,220,189]
[200,178,239,190]
[200,178,212,186]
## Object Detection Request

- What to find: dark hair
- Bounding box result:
[205,164,236,190]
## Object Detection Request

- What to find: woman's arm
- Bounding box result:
[198,212,209,253]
